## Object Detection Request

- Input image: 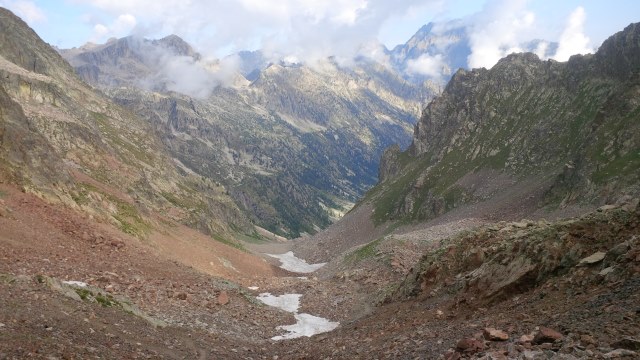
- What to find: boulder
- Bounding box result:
[483,328,509,341]
[456,338,485,353]
[611,337,640,351]
[603,349,637,358]
[533,327,563,344]
[578,252,606,266]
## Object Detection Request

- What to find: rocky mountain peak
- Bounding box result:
[593,22,640,79]
[371,22,640,226]
[154,34,200,59]
[402,22,436,47]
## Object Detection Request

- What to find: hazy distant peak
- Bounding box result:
[155,34,200,59]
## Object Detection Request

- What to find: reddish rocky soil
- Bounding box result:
[273,202,640,359]
[0,181,292,358]
[1,179,639,359]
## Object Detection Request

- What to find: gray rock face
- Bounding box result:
[378,144,402,183]
[368,23,640,225]
[61,35,432,237]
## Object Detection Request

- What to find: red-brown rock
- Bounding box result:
[484,327,509,341]
[518,334,535,344]
[217,290,230,305]
[456,338,485,353]
[443,349,461,360]
[533,327,563,344]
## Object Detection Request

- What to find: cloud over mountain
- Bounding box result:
[74,0,439,64]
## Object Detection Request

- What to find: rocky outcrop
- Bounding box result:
[368,22,640,225]
[393,202,640,305]
[378,144,402,183]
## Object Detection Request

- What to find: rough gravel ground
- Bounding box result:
[1,180,638,359]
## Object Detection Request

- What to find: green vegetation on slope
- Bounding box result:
[366,26,640,226]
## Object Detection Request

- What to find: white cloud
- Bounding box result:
[466,0,539,69]
[358,40,392,68]
[90,13,137,42]
[464,2,595,68]
[533,41,549,59]
[407,54,446,78]
[158,55,216,98]
[131,39,243,98]
[74,0,438,63]
[553,6,593,61]
[0,0,46,23]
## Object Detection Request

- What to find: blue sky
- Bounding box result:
[1,0,638,63]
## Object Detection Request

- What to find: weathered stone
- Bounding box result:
[604,349,637,358]
[217,290,230,305]
[456,338,485,353]
[599,267,615,276]
[443,349,461,360]
[513,221,531,229]
[580,334,596,346]
[611,337,640,351]
[579,252,606,266]
[518,334,535,343]
[483,327,509,341]
[598,205,617,212]
[533,327,563,344]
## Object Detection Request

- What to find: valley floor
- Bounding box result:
[1,181,639,359]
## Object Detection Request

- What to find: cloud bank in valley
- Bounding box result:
[406,54,447,78]
[122,36,242,98]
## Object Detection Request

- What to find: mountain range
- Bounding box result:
[60,32,432,237]
[1,5,639,358]
[56,20,561,237]
[294,22,639,264]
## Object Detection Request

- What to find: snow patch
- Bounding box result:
[256,293,301,313]
[62,281,88,287]
[271,313,340,340]
[256,292,340,340]
[267,251,326,273]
